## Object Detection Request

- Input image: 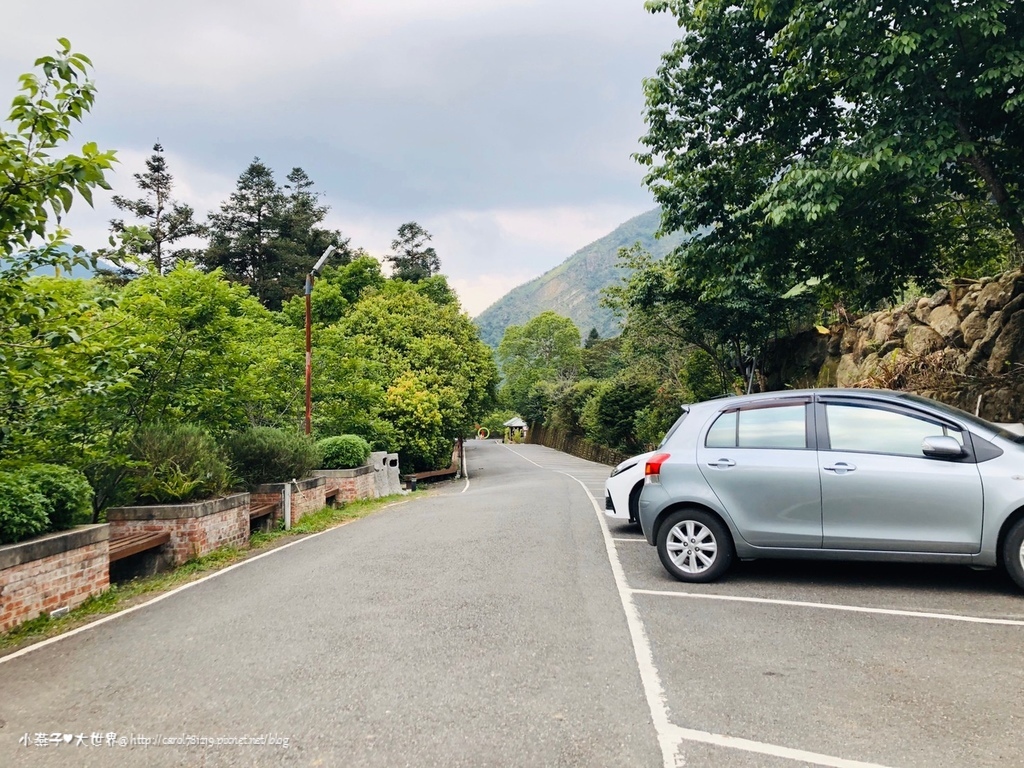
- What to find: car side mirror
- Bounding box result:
[922,435,964,459]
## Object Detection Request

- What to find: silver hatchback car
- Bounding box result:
[638,389,1024,591]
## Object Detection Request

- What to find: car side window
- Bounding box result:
[705,404,807,449]
[825,404,964,456]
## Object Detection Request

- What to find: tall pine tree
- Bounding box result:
[110,143,205,274]
[203,160,348,309]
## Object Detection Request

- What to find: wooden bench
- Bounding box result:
[403,457,460,488]
[249,501,279,520]
[108,531,171,563]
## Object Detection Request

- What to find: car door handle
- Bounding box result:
[823,462,857,474]
[707,458,736,469]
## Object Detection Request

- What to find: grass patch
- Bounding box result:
[0,494,405,654]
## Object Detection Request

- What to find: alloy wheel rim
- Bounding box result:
[1019,539,1024,575]
[666,520,718,574]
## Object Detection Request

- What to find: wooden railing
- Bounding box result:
[526,424,630,467]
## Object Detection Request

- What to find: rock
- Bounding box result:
[960,311,988,347]
[978,280,1011,315]
[894,313,912,335]
[928,304,961,339]
[959,289,980,316]
[928,289,950,308]
[913,298,932,323]
[835,354,862,387]
[873,320,893,344]
[904,324,945,356]
[877,339,902,358]
[986,310,1024,374]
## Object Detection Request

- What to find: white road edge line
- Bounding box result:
[632,589,1024,627]
[503,444,894,768]
[0,499,411,667]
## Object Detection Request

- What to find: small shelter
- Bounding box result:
[503,416,528,444]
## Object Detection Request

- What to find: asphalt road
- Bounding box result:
[3,439,1023,767]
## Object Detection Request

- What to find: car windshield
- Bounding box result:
[897,392,1024,444]
[658,408,689,448]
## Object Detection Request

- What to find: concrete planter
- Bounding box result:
[250,477,326,527]
[0,524,110,632]
[106,493,250,566]
[311,465,376,503]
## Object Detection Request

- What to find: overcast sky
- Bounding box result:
[2,1,679,315]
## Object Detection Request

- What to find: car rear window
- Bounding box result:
[705,404,807,449]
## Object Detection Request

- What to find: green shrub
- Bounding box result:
[225,427,322,489]
[21,464,93,530]
[130,423,232,504]
[317,435,371,469]
[0,473,51,544]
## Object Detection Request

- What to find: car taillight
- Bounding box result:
[645,453,671,483]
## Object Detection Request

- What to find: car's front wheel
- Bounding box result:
[656,509,733,583]
[1002,517,1024,592]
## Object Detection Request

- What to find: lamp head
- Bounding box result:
[311,245,337,276]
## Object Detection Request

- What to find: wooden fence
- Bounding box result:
[526,424,630,467]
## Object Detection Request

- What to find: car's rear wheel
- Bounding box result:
[1002,517,1024,591]
[656,508,733,583]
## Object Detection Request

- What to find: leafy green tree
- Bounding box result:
[639,0,1023,311]
[0,39,116,270]
[281,255,386,328]
[386,222,440,282]
[110,143,206,274]
[1,40,119,453]
[496,311,582,416]
[758,0,1024,251]
[580,375,657,453]
[321,279,497,469]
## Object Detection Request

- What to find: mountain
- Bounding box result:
[474,208,685,347]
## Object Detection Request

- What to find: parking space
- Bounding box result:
[505,443,1024,768]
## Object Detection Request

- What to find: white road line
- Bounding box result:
[632,588,1024,627]
[504,444,896,768]
[0,500,411,667]
[611,537,647,542]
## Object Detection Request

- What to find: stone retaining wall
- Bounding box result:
[106,494,250,566]
[766,268,1024,422]
[0,525,110,632]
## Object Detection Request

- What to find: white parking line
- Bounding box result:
[631,589,1024,627]
[504,445,893,768]
[611,537,647,542]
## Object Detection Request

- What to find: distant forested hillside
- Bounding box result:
[474,208,684,347]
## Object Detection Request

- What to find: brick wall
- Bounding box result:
[312,466,376,503]
[252,477,327,527]
[0,525,110,632]
[106,494,249,566]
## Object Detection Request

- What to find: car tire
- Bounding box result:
[1002,517,1024,592]
[656,508,733,583]
[628,482,643,526]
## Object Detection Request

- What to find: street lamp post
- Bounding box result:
[305,245,337,435]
